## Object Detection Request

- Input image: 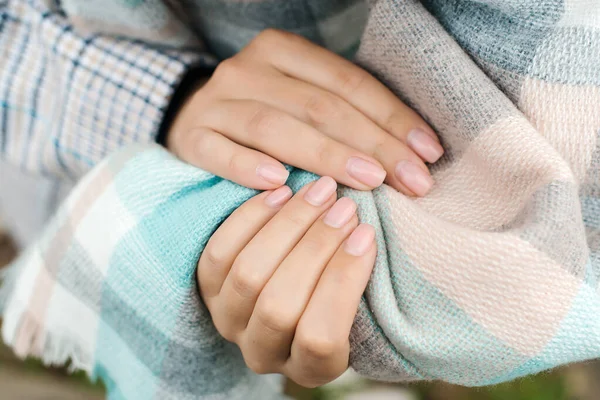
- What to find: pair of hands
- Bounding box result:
[198,178,375,387]
[167,29,443,386]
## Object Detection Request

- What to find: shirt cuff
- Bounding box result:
[156,63,217,147]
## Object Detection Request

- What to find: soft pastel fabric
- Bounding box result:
[0,0,365,180]
[0,0,367,245]
[3,0,600,399]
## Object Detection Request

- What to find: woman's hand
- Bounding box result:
[168,29,442,196]
[197,177,376,387]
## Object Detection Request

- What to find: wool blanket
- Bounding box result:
[2,0,600,398]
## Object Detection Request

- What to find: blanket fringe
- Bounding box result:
[0,259,20,314]
[1,260,93,375]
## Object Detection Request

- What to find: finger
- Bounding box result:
[201,100,387,191]
[172,126,290,190]
[228,73,436,195]
[285,224,376,388]
[198,186,292,301]
[218,177,338,335]
[248,31,442,154]
[241,198,358,372]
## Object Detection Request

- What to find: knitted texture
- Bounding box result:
[2,0,600,398]
[0,0,365,180]
[0,0,365,245]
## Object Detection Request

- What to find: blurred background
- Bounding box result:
[2,229,599,400]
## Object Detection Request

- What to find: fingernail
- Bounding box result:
[346,157,386,188]
[304,176,337,206]
[344,224,375,256]
[256,163,289,185]
[394,161,434,196]
[407,128,444,163]
[265,186,293,208]
[421,126,440,142]
[323,197,357,228]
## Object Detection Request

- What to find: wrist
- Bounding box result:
[157,65,213,150]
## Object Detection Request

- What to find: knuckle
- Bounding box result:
[227,206,255,230]
[246,107,280,142]
[256,299,296,333]
[194,130,216,157]
[296,331,341,360]
[282,210,309,230]
[244,356,271,375]
[256,28,282,42]
[201,243,228,270]
[256,28,293,46]
[230,260,263,298]
[300,233,328,256]
[314,138,337,166]
[212,58,243,82]
[330,266,357,288]
[227,152,246,176]
[248,29,304,57]
[292,374,333,389]
[371,136,391,159]
[304,94,342,127]
[211,314,238,343]
[336,68,367,96]
[167,125,189,156]
[382,112,402,135]
[248,29,282,53]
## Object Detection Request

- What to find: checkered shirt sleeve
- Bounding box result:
[0,0,214,180]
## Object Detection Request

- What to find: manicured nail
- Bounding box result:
[256,163,289,185]
[323,197,357,228]
[394,161,434,196]
[265,186,293,208]
[346,157,386,188]
[407,128,444,163]
[421,126,440,142]
[304,176,337,206]
[344,224,375,256]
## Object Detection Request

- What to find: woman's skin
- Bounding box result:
[168,29,443,197]
[174,29,443,386]
[198,177,376,388]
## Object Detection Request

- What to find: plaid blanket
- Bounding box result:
[3,0,600,398]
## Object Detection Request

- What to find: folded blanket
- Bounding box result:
[2,0,600,398]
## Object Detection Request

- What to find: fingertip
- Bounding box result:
[304,176,338,206]
[322,197,357,228]
[343,224,375,257]
[346,157,386,190]
[256,163,290,186]
[394,161,434,197]
[421,125,441,142]
[407,128,444,163]
[264,185,293,208]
